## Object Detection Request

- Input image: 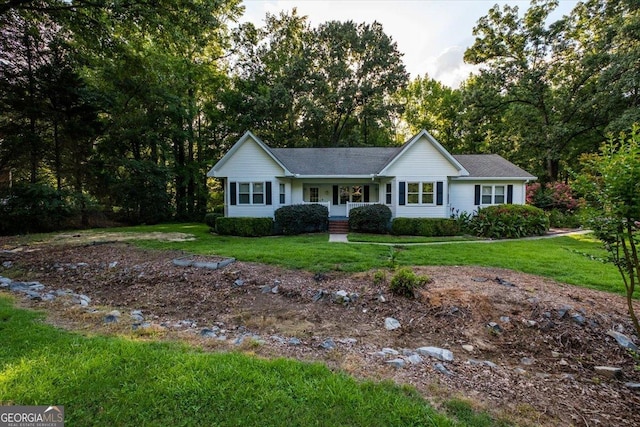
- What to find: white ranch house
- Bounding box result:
[207,130,536,219]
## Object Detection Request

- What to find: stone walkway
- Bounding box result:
[328,229,591,245]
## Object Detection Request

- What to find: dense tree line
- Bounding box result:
[0,0,637,231]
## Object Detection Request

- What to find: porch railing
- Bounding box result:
[346,202,378,217]
[302,201,331,217]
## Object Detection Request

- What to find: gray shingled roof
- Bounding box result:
[270,147,401,175]
[453,154,536,178]
[267,147,533,179]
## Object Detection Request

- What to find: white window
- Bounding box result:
[309,187,319,203]
[385,183,392,204]
[238,182,265,205]
[279,183,285,204]
[481,185,506,205]
[407,182,435,205]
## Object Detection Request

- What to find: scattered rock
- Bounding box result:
[434,363,453,375]
[594,366,622,379]
[173,258,193,267]
[487,322,502,333]
[73,294,91,306]
[467,359,498,369]
[523,319,537,327]
[104,314,118,324]
[27,282,45,291]
[108,261,118,268]
[472,277,488,282]
[407,354,423,364]
[261,285,272,293]
[130,310,144,322]
[500,316,510,323]
[338,338,357,345]
[312,290,327,302]
[233,279,245,287]
[607,330,639,352]
[462,344,474,353]
[25,290,42,300]
[386,358,405,368]
[271,285,279,294]
[495,277,515,287]
[2,261,13,268]
[377,294,387,303]
[288,337,302,346]
[320,338,336,350]
[571,313,586,325]
[417,346,454,362]
[381,347,399,356]
[624,382,640,390]
[556,305,573,319]
[521,357,535,366]
[132,322,152,330]
[384,317,401,330]
[200,328,217,338]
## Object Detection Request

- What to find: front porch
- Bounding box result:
[301,201,381,217]
[295,181,388,217]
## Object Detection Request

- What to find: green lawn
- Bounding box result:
[96,223,624,296]
[0,295,500,426]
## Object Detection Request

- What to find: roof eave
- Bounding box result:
[451,176,537,181]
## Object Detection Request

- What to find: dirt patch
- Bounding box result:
[1,242,639,426]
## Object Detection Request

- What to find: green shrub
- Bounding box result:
[348,204,392,234]
[0,183,77,235]
[471,204,549,239]
[215,217,273,237]
[389,268,429,298]
[391,218,460,237]
[274,204,328,235]
[548,209,582,228]
[204,212,223,228]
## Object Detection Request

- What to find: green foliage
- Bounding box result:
[373,270,387,286]
[215,217,273,237]
[391,218,460,237]
[204,212,223,228]
[274,204,328,235]
[471,205,549,239]
[575,125,640,336]
[389,267,429,298]
[0,295,457,426]
[348,204,392,234]
[548,209,582,229]
[526,182,580,212]
[0,183,77,235]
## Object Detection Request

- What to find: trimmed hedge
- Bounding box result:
[348,204,392,234]
[204,212,223,228]
[391,218,460,237]
[215,217,273,237]
[274,204,328,235]
[471,204,549,239]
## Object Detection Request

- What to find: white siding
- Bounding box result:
[449,180,528,216]
[215,138,285,179]
[384,135,460,178]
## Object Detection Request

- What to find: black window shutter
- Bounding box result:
[474,185,480,206]
[333,185,339,205]
[507,185,513,204]
[436,181,444,206]
[364,185,370,202]
[265,181,272,205]
[230,182,237,206]
[399,182,406,206]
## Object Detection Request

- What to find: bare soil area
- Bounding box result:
[2,240,639,426]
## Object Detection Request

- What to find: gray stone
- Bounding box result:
[320,338,336,350]
[521,357,535,366]
[73,294,91,306]
[624,382,640,390]
[77,262,89,267]
[9,282,27,291]
[130,310,144,321]
[472,277,488,282]
[462,344,474,353]
[271,285,279,294]
[200,328,217,338]
[378,294,387,303]
[41,293,55,302]
[288,337,302,346]
[495,277,515,287]
[416,346,454,362]
[0,276,11,286]
[523,319,538,327]
[384,317,401,331]
[467,359,498,369]
[433,363,453,375]
[312,290,326,302]
[381,347,399,356]
[514,367,527,375]
[109,261,118,268]
[108,310,121,318]
[594,366,622,379]
[607,330,639,352]
[25,290,42,300]
[270,335,286,345]
[104,314,118,324]
[27,282,45,291]
[233,279,244,287]
[261,285,272,293]
[556,305,573,319]
[500,316,510,323]
[2,261,13,268]
[407,354,423,364]
[386,358,405,368]
[173,258,194,267]
[333,290,350,304]
[401,348,416,356]
[487,322,502,333]
[55,289,72,297]
[571,313,586,325]
[132,322,151,330]
[217,258,235,268]
[338,338,357,345]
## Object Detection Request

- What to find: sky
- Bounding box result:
[240,0,580,88]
